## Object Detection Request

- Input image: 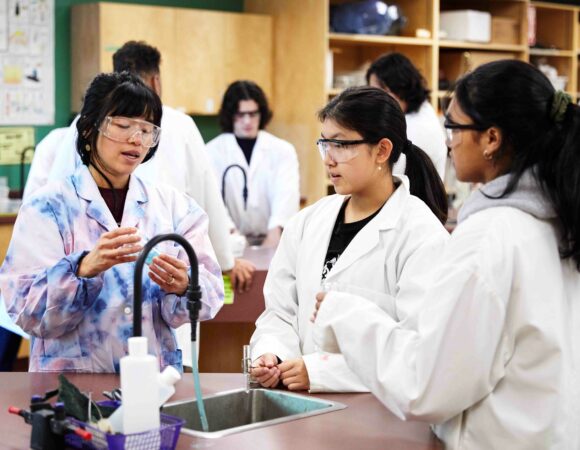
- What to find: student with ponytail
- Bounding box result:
[314,60,580,448]
[249,86,449,392]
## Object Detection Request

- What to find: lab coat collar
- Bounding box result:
[228,130,269,177]
[249,131,268,178]
[71,165,148,231]
[325,175,409,280]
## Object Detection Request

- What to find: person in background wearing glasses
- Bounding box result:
[367,52,447,181]
[313,60,580,449]
[248,86,448,392]
[0,72,224,372]
[206,80,300,249]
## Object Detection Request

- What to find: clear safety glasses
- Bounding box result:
[316,138,373,163]
[99,116,161,149]
[443,120,488,147]
[234,110,260,120]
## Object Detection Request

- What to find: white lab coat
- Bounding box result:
[1,165,224,372]
[23,127,69,200]
[206,131,300,236]
[393,101,448,180]
[315,201,580,448]
[24,106,234,367]
[251,177,449,392]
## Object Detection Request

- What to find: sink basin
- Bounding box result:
[161,388,346,438]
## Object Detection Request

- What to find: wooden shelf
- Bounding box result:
[529,48,575,57]
[439,41,527,52]
[246,0,580,204]
[329,33,433,47]
[533,1,577,11]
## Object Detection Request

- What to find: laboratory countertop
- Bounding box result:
[0,213,17,225]
[2,372,443,450]
[211,246,275,323]
[241,245,276,271]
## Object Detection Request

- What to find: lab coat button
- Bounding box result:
[124,306,132,315]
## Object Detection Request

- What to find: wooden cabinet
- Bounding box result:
[529,2,578,99]
[71,2,272,115]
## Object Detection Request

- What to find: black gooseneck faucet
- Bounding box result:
[221,164,248,210]
[133,233,202,342]
[18,146,35,199]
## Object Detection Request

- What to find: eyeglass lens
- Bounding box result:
[317,140,362,163]
[235,110,260,119]
[104,117,160,148]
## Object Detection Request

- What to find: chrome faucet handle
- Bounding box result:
[242,345,260,389]
[242,345,251,374]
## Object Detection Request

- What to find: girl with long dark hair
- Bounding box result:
[315,60,580,448]
[250,86,449,392]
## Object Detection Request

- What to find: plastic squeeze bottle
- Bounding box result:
[158,365,181,405]
[108,360,181,433]
[120,336,160,434]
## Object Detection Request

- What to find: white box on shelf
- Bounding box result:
[440,10,491,43]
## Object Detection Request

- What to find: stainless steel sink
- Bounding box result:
[161,388,346,438]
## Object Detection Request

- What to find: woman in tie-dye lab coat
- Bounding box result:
[0,72,224,372]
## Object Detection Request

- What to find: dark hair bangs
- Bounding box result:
[102,81,162,127]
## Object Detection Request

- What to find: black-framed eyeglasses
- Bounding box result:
[234,110,260,120]
[443,121,489,132]
[443,119,489,145]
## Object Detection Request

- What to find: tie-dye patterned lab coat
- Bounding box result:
[0,165,224,372]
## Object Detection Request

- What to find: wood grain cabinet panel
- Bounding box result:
[71,2,271,115]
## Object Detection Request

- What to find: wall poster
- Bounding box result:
[0,0,54,125]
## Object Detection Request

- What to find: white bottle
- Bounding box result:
[108,362,181,433]
[120,337,160,434]
[158,366,181,405]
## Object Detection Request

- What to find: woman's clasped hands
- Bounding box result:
[77,226,189,295]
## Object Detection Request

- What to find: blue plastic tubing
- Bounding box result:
[191,344,209,432]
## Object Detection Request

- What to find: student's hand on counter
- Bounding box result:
[77,227,142,278]
[229,258,256,293]
[148,254,190,295]
[279,357,310,391]
[250,353,281,388]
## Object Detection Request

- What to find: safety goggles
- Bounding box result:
[234,110,260,120]
[316,138,374,163]
[443,119,488,147]
[99,116,161,149]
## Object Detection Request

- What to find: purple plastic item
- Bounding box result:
[64,401,184,450]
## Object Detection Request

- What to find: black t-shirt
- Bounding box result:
[321,199,383,281]
[98,185,129,226]
[236,137,257,164]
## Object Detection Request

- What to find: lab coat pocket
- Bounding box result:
[36,333,91,372]
[40,331,83,360]
[326,283,396,318]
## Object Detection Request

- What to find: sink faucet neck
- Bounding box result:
[133,233,202,341]
[221,164,248,210]
[242,345,260,390]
